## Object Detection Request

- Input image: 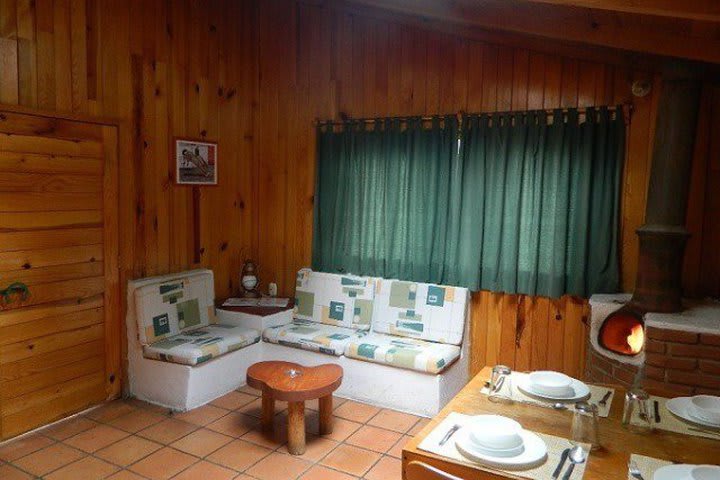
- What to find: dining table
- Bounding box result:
[402,366,720,479]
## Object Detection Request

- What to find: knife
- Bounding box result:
[598,390,612,407]
[552,448,570,479]
[653,400,661,423]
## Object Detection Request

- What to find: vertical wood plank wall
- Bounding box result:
[252,0,720,378]
[0,0,718,382]
[0,0,258,302]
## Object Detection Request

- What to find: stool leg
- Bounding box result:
[318,395,333,435]
[287,401,306,455]
[261,394,275,431]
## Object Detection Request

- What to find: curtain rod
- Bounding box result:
[314,103,633,127]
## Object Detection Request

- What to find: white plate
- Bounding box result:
[667,398,720,429]
[516,375,591,402]
[652,465,694,480]
[653,465,720,480]
[455,428,548,470]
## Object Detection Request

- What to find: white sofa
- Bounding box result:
[126,268,470,416]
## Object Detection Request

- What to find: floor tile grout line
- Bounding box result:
[5,395,409,480]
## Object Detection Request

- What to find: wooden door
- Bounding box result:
[0,108,120,440]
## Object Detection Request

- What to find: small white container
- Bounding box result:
[467,415,524,451]
[689,395,720,425]
[528,371,574,397]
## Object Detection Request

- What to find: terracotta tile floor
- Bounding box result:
[0,386,421,479]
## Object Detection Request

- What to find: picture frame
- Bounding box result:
[174,137,218,185]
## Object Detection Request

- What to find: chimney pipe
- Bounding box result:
[630,67,702,313]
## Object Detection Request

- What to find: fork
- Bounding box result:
[628,460,645,480]
[439,424,461,446]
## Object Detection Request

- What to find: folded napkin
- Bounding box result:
[627,395,720,440]
[418,412,590,480]
[481,372,615,418]
[628,454,672,480]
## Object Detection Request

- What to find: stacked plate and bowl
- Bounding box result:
[517,371,591,402]
[654,395,720,479]
[454,415,548,469]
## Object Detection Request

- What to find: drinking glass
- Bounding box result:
[622,388,654,433]
[488,365,513,404]
[572,401,600,451]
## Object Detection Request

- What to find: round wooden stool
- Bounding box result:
[246,361,343,455]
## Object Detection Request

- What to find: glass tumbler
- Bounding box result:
[572,401,600,451]
[488,365,513,404]
[622,388,654,433]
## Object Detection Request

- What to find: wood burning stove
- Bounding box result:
[597,306,645,356]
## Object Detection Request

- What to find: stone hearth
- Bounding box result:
[586,295,720,397]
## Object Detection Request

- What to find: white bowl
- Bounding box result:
[689,396,720,425]
[528,371,574,397]
[691,465,720,480]
[467,415,524,451]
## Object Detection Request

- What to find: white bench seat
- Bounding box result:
[143,324,260,366]
[127,268,471,416]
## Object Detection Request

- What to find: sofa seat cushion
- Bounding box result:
[143,324,260,366]
[262,319,368,356]
[344,334,460,374]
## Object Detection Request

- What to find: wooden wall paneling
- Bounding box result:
[468,291,489,375]
[683,84,712,296]
[698,85,720,296]
[102,124,120,398]
[498,294,518,367]
[545,298,566,372]
[16,0,37,106]
[618,72,656,291]
[514,295,532,372]
[529,296,550,371]
[52,0,71,111]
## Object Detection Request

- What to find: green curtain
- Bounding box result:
[312,107,625,298]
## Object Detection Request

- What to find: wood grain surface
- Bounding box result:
[403,367,720,480]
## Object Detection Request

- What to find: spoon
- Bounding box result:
[552,403,568,410]
[562,445,587,479]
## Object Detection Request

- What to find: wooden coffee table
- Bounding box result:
[247,361,343,455]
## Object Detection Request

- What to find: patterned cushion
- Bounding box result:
[344,333,460,374]
[134,271,216,345]
[294,269,375,330]
[143,324,260,366]
[372,279,468,345]
[262,319,368,356]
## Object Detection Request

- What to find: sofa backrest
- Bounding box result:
[134,270,216,345]
[294,269,375,330]
[371,279,469,345]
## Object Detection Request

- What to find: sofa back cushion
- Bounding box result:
[294,269,375,330]
[134,270,216,345]
[372,279,469,345]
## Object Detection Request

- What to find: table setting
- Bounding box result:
[418,412,591,479]
[415,365,720,480]
[480,366,616,417]
[624,391,720,440]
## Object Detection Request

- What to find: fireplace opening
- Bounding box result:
[598,308,645,356]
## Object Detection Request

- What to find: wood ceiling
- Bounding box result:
[345,0,720,65]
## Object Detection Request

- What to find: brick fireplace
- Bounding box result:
[586,295,720,397]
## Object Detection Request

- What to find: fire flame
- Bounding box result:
[627,324,645,354]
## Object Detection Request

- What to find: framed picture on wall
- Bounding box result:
[175,138,218,185]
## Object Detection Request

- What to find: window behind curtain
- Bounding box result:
[312,108,625,299]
